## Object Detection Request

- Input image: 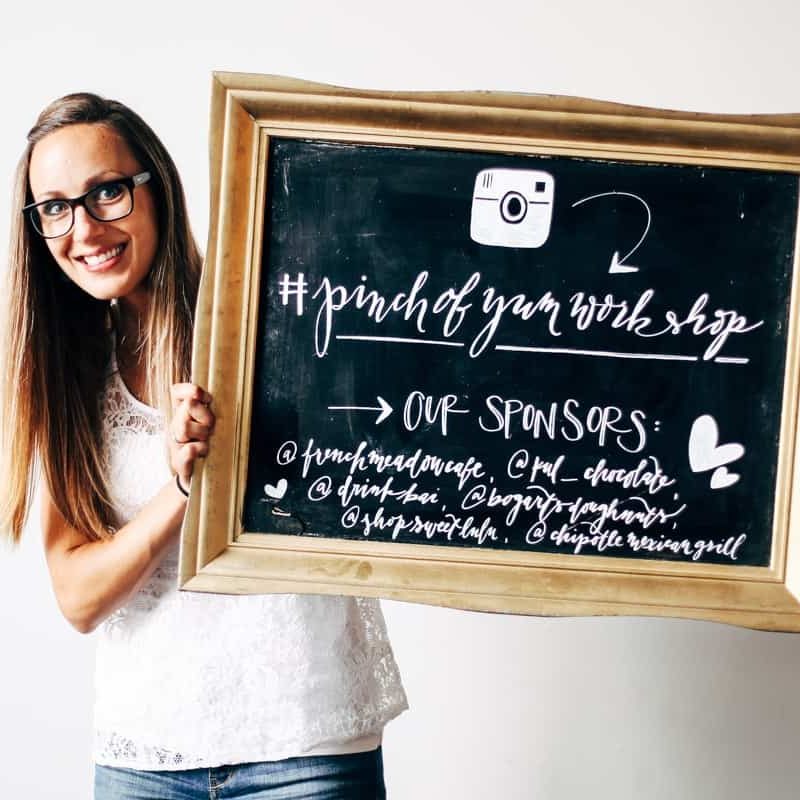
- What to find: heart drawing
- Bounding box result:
[710,467,739,490]
[264,478,288,503]
[688,415,744,490]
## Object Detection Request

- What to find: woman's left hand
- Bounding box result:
[168,383,215,489]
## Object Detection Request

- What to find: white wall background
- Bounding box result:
[1,2,800,798]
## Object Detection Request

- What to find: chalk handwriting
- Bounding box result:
[274,433,746,564]
[296,271,762,361]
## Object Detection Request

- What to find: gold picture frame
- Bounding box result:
[180,71,800,631]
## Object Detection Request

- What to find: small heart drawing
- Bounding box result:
[688,415,744,473]
[710,466,740,490]
[264,478,288,502]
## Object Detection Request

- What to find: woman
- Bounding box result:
[0,93,407,799]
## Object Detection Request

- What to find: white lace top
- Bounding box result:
[93,363,407,770]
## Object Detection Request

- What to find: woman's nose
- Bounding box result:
[71,205,106,240]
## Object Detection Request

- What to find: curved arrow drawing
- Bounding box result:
[328,396,393,425]
[571,191,651,274]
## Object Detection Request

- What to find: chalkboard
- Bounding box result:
[181,73,800,628]
[241,137,798,568]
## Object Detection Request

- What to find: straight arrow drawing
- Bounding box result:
[328,396,393,425]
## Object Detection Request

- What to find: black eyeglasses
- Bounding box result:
[23,171,152,239]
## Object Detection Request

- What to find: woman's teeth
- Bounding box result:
[83,244,124,267]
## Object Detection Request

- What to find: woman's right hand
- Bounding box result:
[168,383,215,490]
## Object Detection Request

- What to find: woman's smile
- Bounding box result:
[76,242,127,271]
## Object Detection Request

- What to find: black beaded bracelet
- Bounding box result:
[175,474,190,497]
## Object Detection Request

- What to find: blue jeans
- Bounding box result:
[94,748,386,799]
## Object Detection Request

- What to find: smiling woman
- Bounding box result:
[1,94,200,541]
[0,92,406,799]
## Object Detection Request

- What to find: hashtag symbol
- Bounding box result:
[278,272,308,316]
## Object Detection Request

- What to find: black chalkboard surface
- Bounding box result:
[242,137,798,568]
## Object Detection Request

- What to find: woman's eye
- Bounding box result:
[41,200,69,217]
[93,182,125,203]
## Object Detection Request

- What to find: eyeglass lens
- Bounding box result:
[30,180,134,238]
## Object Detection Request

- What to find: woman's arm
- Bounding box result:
[42,479,188,634]
[42,383,214,634]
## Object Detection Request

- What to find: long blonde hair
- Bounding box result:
[0,93,202,543]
